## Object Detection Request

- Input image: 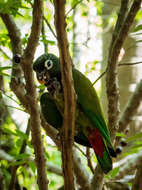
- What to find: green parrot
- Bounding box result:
[33,53,116,173]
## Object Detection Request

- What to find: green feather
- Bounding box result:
[40,92,92,148]
[72,69,112,144]
[40,93,62,129]
[97,150,112,174]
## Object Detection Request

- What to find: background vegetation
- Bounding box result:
[0,0,142,189]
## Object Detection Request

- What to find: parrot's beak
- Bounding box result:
[37,79,45,84]
[36,72,45,84]
[36,71,50,86]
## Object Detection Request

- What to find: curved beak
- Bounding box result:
[36,71,50,85]
[36,72,44,84]
[37,79,45,84]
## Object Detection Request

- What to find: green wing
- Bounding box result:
[40,92,91,147]
[40,93,62,129]
[73,69,113,147]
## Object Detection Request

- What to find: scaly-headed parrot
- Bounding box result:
[33,53,116,173]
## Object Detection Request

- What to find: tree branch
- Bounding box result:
[73,148,91,190]
[110,0,129,46]
[12,0,48,190]
[53,0,76,189]
[20,1,49,189]
[118,79,142,134]
[48,162,62,176]
[105,181,130,190]
[23,0,43,62]
[2,6,48,188]
[0,14,28,110]
[106,0,142,140]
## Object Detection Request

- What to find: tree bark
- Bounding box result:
[53,1,76,189]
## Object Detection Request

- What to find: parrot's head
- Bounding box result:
[33,53,61,85]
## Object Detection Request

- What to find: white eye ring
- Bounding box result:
[45,60,53,70]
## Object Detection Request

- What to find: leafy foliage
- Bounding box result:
[0,0,28,16]
[0,0,142,189]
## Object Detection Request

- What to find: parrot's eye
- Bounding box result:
[45,60,53,70]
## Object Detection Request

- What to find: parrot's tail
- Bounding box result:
[88,128,112,174]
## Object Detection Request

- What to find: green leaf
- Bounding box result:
[132,143,142,149]
[9,160,26,166]
[3,128,17,136]
[134,24,142,32]
[0,72,11,77]
[135,40,142,43]
[0,91,2,99]
[26,139,33,149]
[45,151,50,159]
[29,161,36,173]
[127,132,142,142]
[116,132,125,137]
[15,138,23,148]
[109,167,120,178]
[14,153,30,160]
[15,129,28,140]
[0,66,12,71]
[37,84,46,90]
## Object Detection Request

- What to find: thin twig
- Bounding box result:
[0,89,20,105]
[74,144,86,157]
[41,1,48,53]
[43,16,57,39]
[66,0,83,16]
[42,20,48,53]
[92,61,142,85]
[92,69,107,85]
[0,47,11,60]
[5,105,25,112]
[119,61,142,66]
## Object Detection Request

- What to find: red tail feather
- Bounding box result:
[88,128,104,157]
